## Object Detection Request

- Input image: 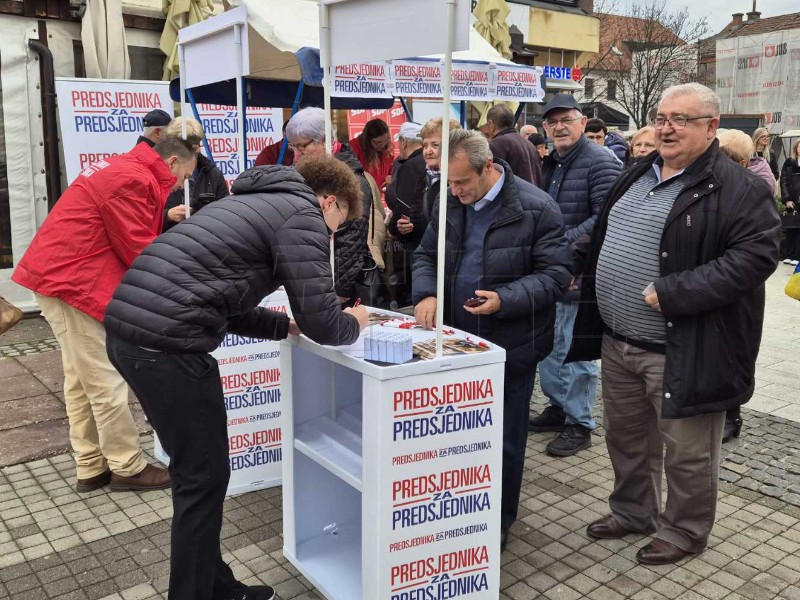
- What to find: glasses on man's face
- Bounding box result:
[653,115,713,130]
[544,116,583,128]
[288,139,319,153]
[335,200,347,223]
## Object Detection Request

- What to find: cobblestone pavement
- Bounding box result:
[0,267,797,599]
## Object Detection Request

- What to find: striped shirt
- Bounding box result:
[595,165,685,345]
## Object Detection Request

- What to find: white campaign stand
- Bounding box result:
[281,315,505,600]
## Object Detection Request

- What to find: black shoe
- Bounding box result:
[529,405,566,432]
[501,527,509,551]
[546,424,592,456]
[722,417,742,443]
[222,585,275,600]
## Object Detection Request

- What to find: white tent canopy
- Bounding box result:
[226,0,519,69]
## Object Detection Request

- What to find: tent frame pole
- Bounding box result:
[278,81,306,164]
[234,23,247,175]
[320,3,333,155]
[435,0,457,358]
[178,43,191,218]
[186,88,214,163]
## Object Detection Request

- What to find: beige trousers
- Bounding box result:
[36,294,146,479]
[601,334,725,553]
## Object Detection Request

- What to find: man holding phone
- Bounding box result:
[412,130,571,550]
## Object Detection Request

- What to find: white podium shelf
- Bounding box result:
[282,311,506,600]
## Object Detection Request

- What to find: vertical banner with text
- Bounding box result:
[194,104,284,189]
[55,78,173,184]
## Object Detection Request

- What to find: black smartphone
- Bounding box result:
[464,297,488,308]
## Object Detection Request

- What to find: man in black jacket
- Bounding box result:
[570,83,780,565]
[480,104,542,186]
[413,130,571,550]
[528,94,621,457]
[105,157,369,600]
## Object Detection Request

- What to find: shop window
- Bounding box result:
[129,46,165,81]
[607,79,617,101]
[72,43,164,81]
[584,78,594,97]
[0,53,12,268]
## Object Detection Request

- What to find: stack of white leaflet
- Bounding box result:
[363,331,413,364]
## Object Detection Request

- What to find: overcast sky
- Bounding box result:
[617,0,798,38]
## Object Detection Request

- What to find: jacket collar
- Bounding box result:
[550,135,589,167]
[494,127,519,139]
[130,142,176,194]
[445,158,524,235]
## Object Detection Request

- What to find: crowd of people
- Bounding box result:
[6,81,793,600]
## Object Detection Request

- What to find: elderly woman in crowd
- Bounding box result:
[717,128,776,195]
[629,126,657,162]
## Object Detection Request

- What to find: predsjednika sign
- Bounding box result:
[55,79,284,187]
[155,292,290,495]
[55,78,174,184]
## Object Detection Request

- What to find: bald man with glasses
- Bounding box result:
[569,83,780,565]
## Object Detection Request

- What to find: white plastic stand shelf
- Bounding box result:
[281,312,505,600]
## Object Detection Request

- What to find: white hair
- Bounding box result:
[285,107,326,143]
[143,126,162,138]
[660,83,721,118]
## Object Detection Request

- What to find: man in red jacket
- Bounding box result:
[12,138,196,493]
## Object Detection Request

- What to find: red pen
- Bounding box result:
[353,298,361,307]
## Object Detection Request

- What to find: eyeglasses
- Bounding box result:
[335,200,347,223]
[288,139,319,153]
[544,116,583,128]
[653,115,714,130]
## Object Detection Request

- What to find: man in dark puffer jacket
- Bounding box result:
[528,94,621,457]
[105,158,369,600]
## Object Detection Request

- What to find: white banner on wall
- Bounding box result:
[716,29,800,134]
[55,78,173,184]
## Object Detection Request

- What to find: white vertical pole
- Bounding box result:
[320,3,333,155]
[178,43,190,217]
[234,23,246,175]
[320,3,336,278]
[435,0,457,358]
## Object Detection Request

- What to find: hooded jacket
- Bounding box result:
[13,143,174,321]
[748,156,777,195]
[104,165,361,353]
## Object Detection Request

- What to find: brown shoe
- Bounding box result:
[587,515,634,539]
[110,464,170,491]
[636,538,691,565]
[76,469,112,493]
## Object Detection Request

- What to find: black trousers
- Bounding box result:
[502,370,537,530]
[107,334,239,600]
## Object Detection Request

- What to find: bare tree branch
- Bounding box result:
[579,0,708,128]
